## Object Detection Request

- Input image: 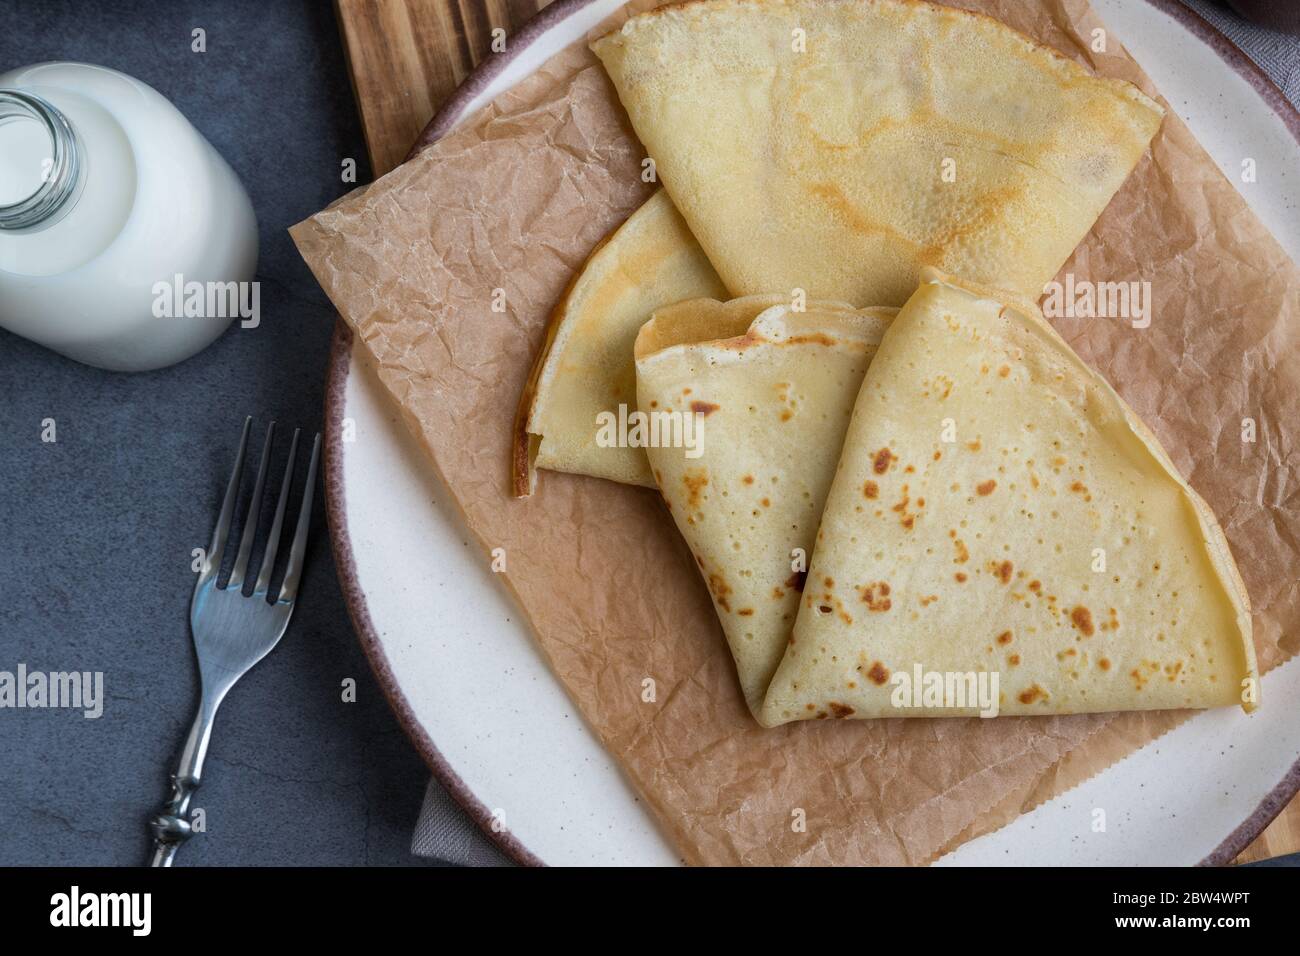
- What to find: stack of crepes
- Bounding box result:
[515,0,1258,723]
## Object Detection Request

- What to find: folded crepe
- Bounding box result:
[761,271,1258,725]
[636,297,895,716]
[514,189,726,495]
[592,0,1165,307]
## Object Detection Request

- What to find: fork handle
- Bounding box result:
[148,776,198,867]
[148,690,223,867]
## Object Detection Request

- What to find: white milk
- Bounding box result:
[0,115,51,205]
[0,63,258,371]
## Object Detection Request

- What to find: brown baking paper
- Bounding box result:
[292,0,1299,865]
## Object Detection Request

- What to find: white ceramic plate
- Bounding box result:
[325,0,1300,866]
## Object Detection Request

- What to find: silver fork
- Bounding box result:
[147,417,321,867]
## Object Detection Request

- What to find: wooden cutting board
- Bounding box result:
[336,0,552,176]
[330,0,1297,865]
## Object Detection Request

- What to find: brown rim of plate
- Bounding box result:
[324,323,545,867]
[327,0,1300,868]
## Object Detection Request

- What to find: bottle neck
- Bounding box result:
[0,89,82,231]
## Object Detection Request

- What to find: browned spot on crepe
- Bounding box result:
[708,573,732,613]
[683,469,709,508]
[1071,605,1095,636]
[859,582,892,611]
[1018,684,1047,705]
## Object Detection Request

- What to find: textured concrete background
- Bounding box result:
[0,0,438,865]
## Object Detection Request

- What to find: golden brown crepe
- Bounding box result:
[514,189,726,495]
[592,0,1165,307]
[636,297,895,716]
[760,271,1257,724]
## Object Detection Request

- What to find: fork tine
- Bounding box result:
[204,417,252,582]
[276,432,320,604]
[253,428,300,597]
[227,422,275,591]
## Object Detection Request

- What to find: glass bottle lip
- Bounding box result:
[0,89,82,231]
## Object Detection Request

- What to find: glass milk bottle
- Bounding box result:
[0,62,258,371]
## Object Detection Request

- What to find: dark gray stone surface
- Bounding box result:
[0,0,438,865]
[2,0,1297,871]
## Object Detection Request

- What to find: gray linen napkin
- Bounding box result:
[1182,0,1300,106]
[410,780,513,866]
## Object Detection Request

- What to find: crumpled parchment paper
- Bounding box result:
[292,0,1299,865]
